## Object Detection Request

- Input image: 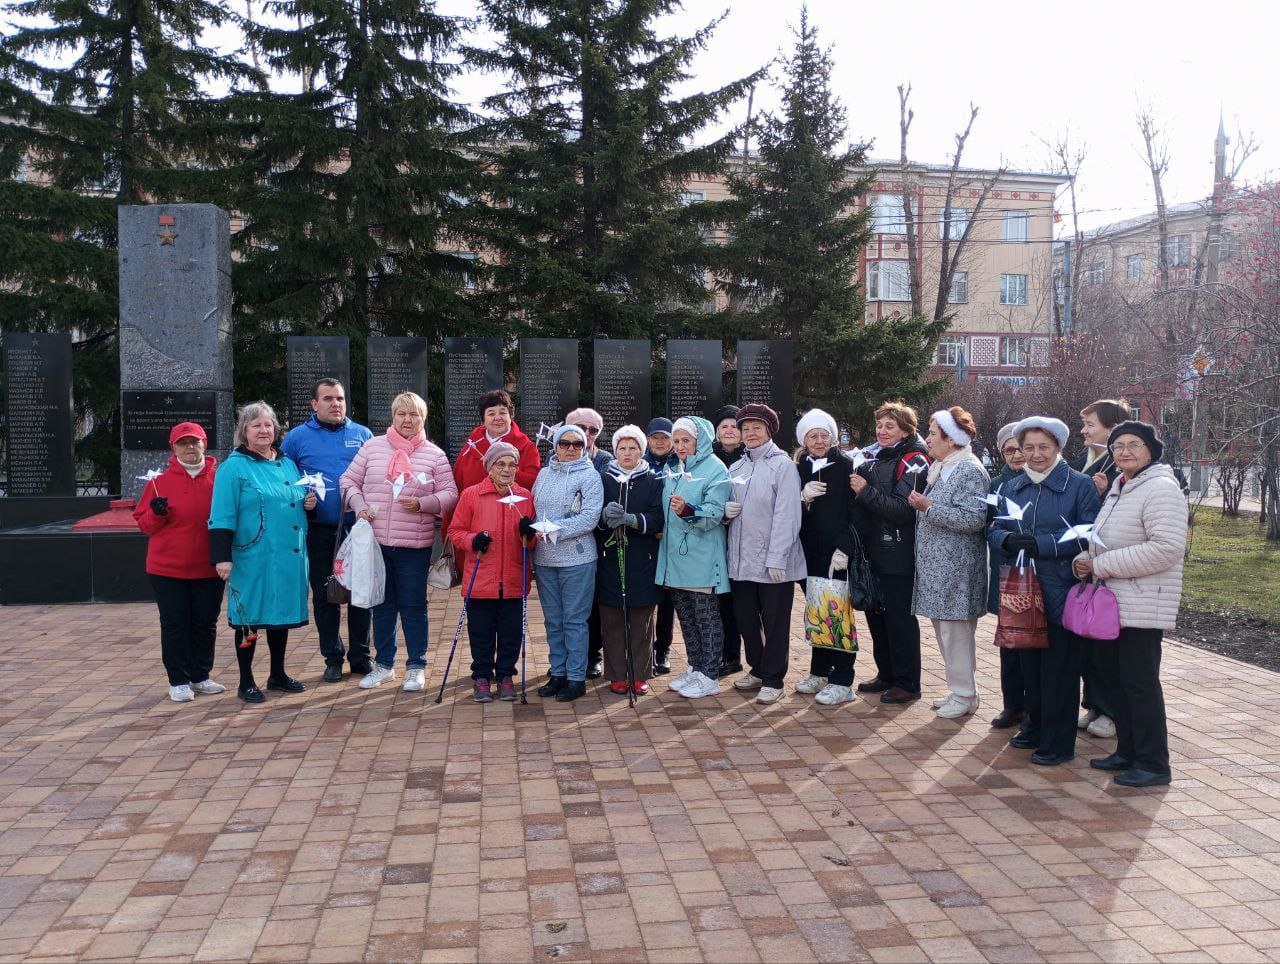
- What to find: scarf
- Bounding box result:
[1024,453,1063,485]
[385,426,426,482]
[926,444,980,486]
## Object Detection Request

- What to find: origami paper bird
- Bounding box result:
[530,516,562,544]
[809,458,831,473]
[391,473,407,500]
[1058,517,1107,549]
[709,473,751,487]
[412,471,434,487]
[842,449,869,471]
[974,492,1003,507]
[497,493,528,506]
[294,472,328,501]
[994,498,1028,523]
[536,422,558,444]
[135,467,164,483]
[901,460,926,476]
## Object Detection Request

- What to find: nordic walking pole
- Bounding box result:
[519,538,529,704]
[435,550,483,704]
[619,475,636,708]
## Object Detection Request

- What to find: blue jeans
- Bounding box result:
[372,545,430,670]
[535,561,596,682]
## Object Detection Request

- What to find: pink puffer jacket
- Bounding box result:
[340,434,459,548]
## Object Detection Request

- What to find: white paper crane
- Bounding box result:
[974,493,1003,507]
[994,498,1028,523]
[537,422,558,444]
[293,472,328,501]
[901,460,926,476]
[497,493,528,506]
[412,471,434,488]
[135,467,164,483]
[530,516,563,544]
[710,473,751,487]
[1058,518,1108,549]
[842,449,869,471]
[809,458,831,473]
[391,473,407,499]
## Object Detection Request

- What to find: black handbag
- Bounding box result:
[325,491,352,605]
[844,525,880,612]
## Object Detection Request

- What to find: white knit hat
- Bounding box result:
[795,409,838,448]
[1014,415,1070,450]
[611,424,646,452]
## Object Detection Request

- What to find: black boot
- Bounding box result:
[653,651,671,675]
[586,661,603,680]
[538,675,567,698]
[556,680,587,702]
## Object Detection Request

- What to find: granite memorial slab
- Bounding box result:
[367,336,429,435]
[593,339,651,445]
[2,331,75,497]
[287,335,350,429]
[519,338,578,451]
[443,337,503,458]
[736,340,795,441]
[665,339,721,421]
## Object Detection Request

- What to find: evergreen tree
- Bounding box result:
[227,0,482,424]
[712,9,947,431]
[0,0,257,482]
[470,0,758,349]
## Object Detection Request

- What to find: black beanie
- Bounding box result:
[1108,420,1164,462]
[711,404,740,427]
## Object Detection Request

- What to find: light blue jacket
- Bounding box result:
[655,417,730,593]
[532,436,605,569]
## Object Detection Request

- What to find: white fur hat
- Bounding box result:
[611,424,646,452]
[1014,415,1069,450]
[795,409,838,448]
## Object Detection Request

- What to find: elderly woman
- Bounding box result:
[988,421,1027,730]
[448,441,536,703]
[658,416,730,699]
[134,421,225,703]
[792,409,861,706]
[907,408,991,719]
[596,425,665,695]
[341,391,458,693]
[1073,422,1186,788]
[209,402,313,704]
[850,402,931,704]
[452,389,541,496]
[988,416,1100,766]
[531,424,605,703]
[725,404,806,705]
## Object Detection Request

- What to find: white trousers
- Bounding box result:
[932,618,978,700]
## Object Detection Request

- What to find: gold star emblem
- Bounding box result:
[158,229,178,246]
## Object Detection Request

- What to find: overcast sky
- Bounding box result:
[434,0,1276,232]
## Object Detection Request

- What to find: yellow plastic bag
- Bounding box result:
[804,577,858,653]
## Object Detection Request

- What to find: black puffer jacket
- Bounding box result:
[797,454,859,578]
[713,440,745,468]
[595,463,666,608]
[853,437,930,576]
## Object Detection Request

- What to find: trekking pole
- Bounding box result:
[519,539,529,704]
[618,531,635,708]
[435,551,483,704]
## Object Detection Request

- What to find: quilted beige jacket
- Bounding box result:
[1075,463,1187,630]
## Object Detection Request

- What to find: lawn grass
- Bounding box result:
[1183,511,1280,622]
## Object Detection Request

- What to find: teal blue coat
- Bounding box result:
[655,417,730,593]
[209,448,310,629]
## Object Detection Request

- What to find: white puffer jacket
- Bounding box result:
[1075,463,1187,630]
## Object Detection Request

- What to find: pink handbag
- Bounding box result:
[1063,579,1121,640]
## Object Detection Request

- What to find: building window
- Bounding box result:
[447,251,478,290]
[1164,235,1190,267]
[868,260,910,301]
[679,190,705,205]
[1002,210,1029,242]
[1086,259,1107,285]
[1000,337,1029,367]
[936,336,965,366]
[1216,235,1239,261]
[948,271,969,304]
[942,207,969,240]
[1000,273,1028,305]
[1125,254,1144,280]
[870,193,908,235]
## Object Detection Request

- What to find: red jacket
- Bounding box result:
[447,478,536,600]
[452,423,542,495]
[132,455,219,579]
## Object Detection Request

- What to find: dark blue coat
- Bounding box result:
[986,465,1023,614]
[595,462,666,608]
[987,459,1100,623]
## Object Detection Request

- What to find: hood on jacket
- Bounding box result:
[676,416,717,475]
[1111,461,1179,495]
[606,458,651,480]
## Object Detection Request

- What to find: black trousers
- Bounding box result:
[863,573,920,692]
[1000,647,1026,712]
[467,598,523,680]
[1082,643,1118,719]
[719,591,743,665]
[306,523,371,668]
[732,579,795,689]
[150,574,225,687]
[1017,622,1087,758]
[653,591,674,658]
[1092,628,1170,774]
[233,627,290,689]
[587,602,602,667]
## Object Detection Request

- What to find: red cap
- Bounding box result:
[169,421,208,445]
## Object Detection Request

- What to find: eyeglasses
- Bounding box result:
[1111,442,1148,454]
[575,424,600,436]
[557,440,585,450]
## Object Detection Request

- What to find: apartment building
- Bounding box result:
[682,162,1068,381]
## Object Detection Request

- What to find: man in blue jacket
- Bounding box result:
[281,378,374,682]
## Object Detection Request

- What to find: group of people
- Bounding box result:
[137,379,1186,788]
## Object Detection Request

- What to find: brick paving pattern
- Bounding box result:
[1,593,1279,962]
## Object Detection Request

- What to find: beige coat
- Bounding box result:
[1075,463,1187,630]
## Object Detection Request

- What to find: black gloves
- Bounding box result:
[518,516,536,539]
[472,531,492,553]
[150,497,169,516]
[1003,533,1039,556]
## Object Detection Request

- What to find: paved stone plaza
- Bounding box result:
[1,595,1279,963]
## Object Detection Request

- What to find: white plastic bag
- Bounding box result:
[335,519,385,608]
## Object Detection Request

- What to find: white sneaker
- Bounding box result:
[1087,714,1117,739]
[794,674,827,695]
[756,686,784,705]
[191,679,226,695]
[680,672,720,699]
[402,669,425,692]
[935,696,977,719]
[359,665,396,689]
[815,684,854,706]
[931,695,951,709]
[733,672,762,691]
[1078,708,1099,730]
[169,684,194,703]
[669,670,695,692]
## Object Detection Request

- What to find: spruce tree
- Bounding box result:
[470,0,758,346]
[0,0,257,482]
[227,0,482,423]
[713,9,947,431]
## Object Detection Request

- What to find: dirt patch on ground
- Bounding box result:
[1172,608,1280,674]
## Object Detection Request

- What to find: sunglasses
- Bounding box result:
[575,424,600,436]
[558,440,585,449]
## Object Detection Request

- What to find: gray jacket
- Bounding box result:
[912,457,990,620]
[726,441,806,583]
